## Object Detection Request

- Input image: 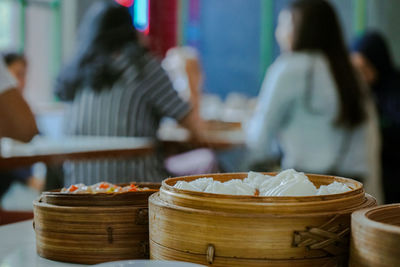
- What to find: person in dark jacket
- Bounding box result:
[352,31,400,203]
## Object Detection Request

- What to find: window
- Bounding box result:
[0,0,20,51]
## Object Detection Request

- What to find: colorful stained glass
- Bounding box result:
[134,0,150,34]
[115,0,134,8]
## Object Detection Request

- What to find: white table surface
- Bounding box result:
[0,220,88,267]
[0,221,205,267]
[0,125,243,161]
[0,136,155,170]
[157,123,244,144]
[0,136,154,158]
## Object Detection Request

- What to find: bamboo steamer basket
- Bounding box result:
[350,204,400,267]
[149,173,376,267]
[33,182,159,264]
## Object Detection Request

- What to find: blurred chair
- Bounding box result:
[0,209,33,225]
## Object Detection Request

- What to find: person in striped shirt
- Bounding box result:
[55,1,203,185]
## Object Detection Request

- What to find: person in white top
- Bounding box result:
[0,57,37,142]
[246,0,382,201]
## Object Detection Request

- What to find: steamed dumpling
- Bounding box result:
[243,171,272,189]
[189,177,213,191]
[225,179,255,195]
[202,179,255,195]
[259,169,317,196]
[173,169,351,197]
[174,181,202,191]
[204,181,234,194]
[317,181,351,195]
[260,177,317,196]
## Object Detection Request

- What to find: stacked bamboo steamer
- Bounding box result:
[149,173,376,267]
[350,204,400,267]
[33,183,159,264]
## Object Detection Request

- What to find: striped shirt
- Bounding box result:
[62,52,191,185]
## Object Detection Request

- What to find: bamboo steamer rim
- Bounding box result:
[38,182,160,207]
[150,192,376,218]
[32,200,144,211]
[352,204,400,234]
[42,182,159,197]
[40,189,158,199]
[162,172,364,203]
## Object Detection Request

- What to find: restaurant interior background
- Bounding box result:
[1,0,400,113]
[0,0,399,217]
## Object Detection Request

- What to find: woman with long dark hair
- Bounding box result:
[352,31,400,203]
[56,1,202,185]
[246,0,382,200]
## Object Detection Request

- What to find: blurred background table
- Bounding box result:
[0,121,245,170]
[0,136,155,170]
[0,136,156,213]
[158,120,245,153]
[0,122,245,201]
[0,123,245,223]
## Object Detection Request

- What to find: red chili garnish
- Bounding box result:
[68,185,78,192]
[99,182,109,189]
[129,184,138,192]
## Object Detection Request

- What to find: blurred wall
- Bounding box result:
[148,0,178,57]
[25,0,97,108]
[76,0,99,23]
[62,0,78,62]
[329,0,353,43]
[367,0,400,65]
[198,0,262,99]
[24,3,56,108]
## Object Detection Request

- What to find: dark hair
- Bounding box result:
[2,52,26,66]
[289,0,366,128]
[56,1,146,101]
[352,31,396,82]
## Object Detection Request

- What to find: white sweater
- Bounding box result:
[246,52,382,202]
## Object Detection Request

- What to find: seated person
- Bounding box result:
[0,54,38,198]
[3,52,27,94]
[1,51,44,193]
[245,0,382,201]
[56,2,206,185]
[352,32,400,203]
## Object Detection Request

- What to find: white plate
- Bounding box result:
[94,260,206,267]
